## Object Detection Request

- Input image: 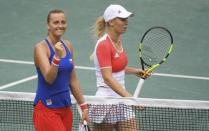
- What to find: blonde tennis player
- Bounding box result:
[90,4,150,131]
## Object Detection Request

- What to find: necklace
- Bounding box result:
[108,35,123,53]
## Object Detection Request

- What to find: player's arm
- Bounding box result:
[65,40,89,122]
[96,42,132,97]
[125,67,144,76]
[34,41,60,84]
[70,69,89,122]
[101,67,132,97]
[125,66,150,78]
[65,40,84,104]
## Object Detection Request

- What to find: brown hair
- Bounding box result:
[47,9,65,24]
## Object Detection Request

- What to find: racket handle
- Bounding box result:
[83,120,91,131]
[133,78,145,98]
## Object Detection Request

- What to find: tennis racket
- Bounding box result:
[133,26,174,98]
[79,120,91,131]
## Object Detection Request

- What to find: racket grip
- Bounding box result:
[133,78,145,98]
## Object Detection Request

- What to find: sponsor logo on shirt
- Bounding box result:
[114,53,120,58]
[69,58,74,64]
[46,99,52,105]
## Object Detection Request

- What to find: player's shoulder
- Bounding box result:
[97,35,111,48]
[34,40,47,50]
[33,40,50,57]
[97,34,109,44]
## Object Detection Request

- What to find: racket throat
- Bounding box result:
[140,59,145,70]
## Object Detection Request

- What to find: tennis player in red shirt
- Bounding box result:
[90,4,150,131]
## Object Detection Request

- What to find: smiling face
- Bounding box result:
[47,12,67,38]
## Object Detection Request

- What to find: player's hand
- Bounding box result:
[54,42,64,58]
[136,69,151,79]
[81,109,90,123]
[142,70,152,79]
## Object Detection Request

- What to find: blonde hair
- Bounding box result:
[90,16,106,60]
[91,16,106,38]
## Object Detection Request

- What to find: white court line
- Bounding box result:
[0,58,95,70]
[0,58,209,90]
[0,59,34,65]
[0,75,37,90]
[1,58,209,80]
[154,73,209,80]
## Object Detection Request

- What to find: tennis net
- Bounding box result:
[0,91,209,131]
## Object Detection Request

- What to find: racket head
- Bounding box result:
[138,26,174,71]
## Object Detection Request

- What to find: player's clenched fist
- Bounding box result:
[54,42,64,58]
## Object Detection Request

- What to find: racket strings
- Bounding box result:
[141,28,172,66]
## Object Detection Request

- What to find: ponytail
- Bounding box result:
[92,16,106,38]
[90,16,106,60]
